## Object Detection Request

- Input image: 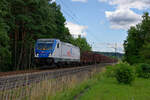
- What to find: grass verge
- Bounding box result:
[51,73,150,100]
[50,72,103,100]
[80,78,150,100]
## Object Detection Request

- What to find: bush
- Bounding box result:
[115,63,135,84]
[136,63,150,78]
[105,65,116,77]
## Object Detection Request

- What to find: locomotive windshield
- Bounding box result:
[37,43,53,50]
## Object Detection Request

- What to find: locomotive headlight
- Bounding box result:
[35,53,39,57]
[49,53,52,57]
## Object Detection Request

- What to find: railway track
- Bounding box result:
[0,63,112,91]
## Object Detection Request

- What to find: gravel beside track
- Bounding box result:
[0,63,112,90]
[0,70,41,77]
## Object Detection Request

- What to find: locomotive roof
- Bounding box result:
[37,39,79,49]
[61,42,80,49]
[37,39,59,42]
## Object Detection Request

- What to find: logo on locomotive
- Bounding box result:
[67,48,72,57]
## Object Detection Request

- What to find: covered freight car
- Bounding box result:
[34,39,80,65]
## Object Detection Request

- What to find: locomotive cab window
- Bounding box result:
[57,43,59,48]
[37,43,53,50]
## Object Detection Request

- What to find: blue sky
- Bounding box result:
[54,0,150,53]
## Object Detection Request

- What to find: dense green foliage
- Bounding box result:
[124,12,150,64]
[114,63,135,84]
[70,36,91,53]
[0,19,11,71]
[136,63,150,78]
[0,0,91,71]
[106,63,150,82]
[105,63,135,84]
[0,0,11,71]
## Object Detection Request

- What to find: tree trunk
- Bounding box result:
[28,43,32,69]
[14,27,18,70]
[17,27,26,69]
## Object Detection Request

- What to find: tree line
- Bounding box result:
[0,0,91,71]
[124,12,150,64]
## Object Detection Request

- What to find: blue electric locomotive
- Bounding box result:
[34,39,80,65]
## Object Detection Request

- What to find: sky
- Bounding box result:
[53,0,150,53]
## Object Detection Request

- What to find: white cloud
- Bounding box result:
[109,0,150,10]
[71,0,87,3]
[108,43,124,53]
[98,0,108,3]
[98,0,150,10]
[50,0,55,3]
[98,0,150,29]
[93,42,124,53]
[105,8,142,29]
[65,22,88,37]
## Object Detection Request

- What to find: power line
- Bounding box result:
[57,0,81,24]
[59,0,79,20]
[57,1,124,52]
[92,42,124,53]
[57,0,100,47]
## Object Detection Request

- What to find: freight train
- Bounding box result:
[34,39,117,66]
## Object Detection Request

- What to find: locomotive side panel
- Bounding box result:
[61,42,80,62]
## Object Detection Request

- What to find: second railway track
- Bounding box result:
[0,63,112,91]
